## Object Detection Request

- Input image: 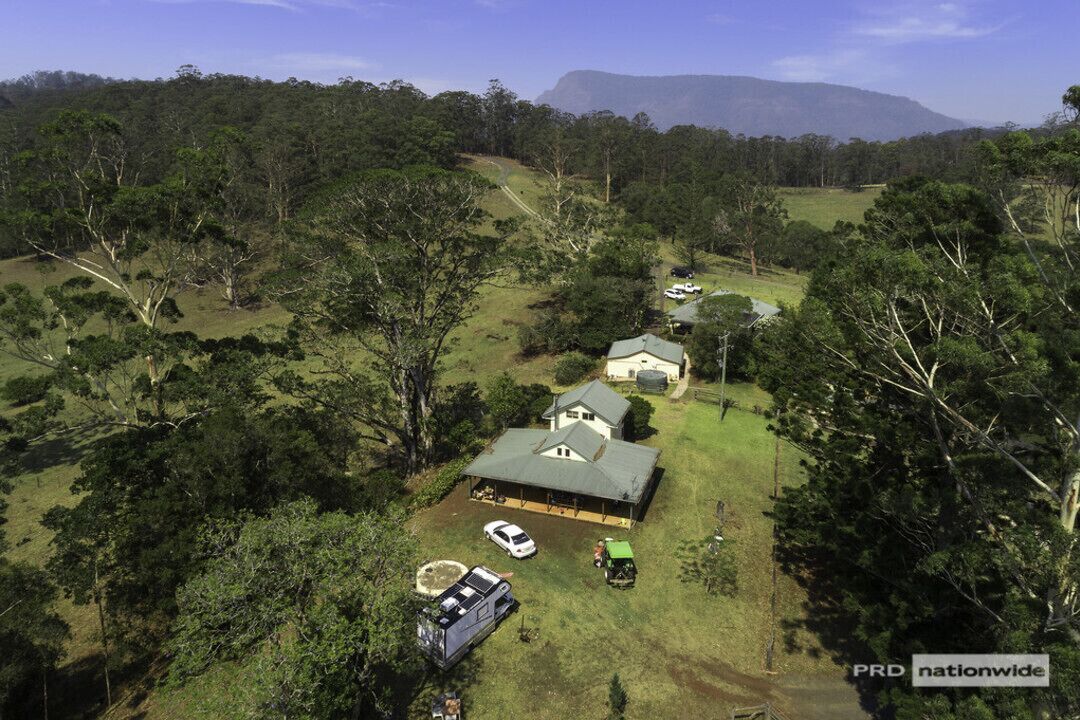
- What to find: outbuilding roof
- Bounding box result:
[541,379,631,427]
[463,424,660,503]
[666,290,781,328]
[607,333,685,365]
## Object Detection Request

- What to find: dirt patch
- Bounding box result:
[667,663,759,706]
[422,484,605,554]
[692,656,776,697]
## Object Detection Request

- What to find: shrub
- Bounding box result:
[408,457,471,510]
[523,383,555,423]
[2,375,52,406]
[358,469,405,511]
[432,382,486,459]
[486,372,529,430]
[516,324,546,356]
[553,352,595,385]
[608,673,629,719]
[625,395,655,440]
[486,374,555,430]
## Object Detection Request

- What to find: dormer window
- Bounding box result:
[565,410,579,419]
[556,447,569,457]
[581,412,595,421]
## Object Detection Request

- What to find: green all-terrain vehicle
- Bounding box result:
[601,541,636,588]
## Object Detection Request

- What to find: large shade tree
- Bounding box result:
[276,167,511,474]
[167,500,419,719]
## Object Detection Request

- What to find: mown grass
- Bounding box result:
[778,186,881,229]
[394,396,839,720]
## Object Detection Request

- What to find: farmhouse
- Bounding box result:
[667,290,781,331]
[606,333,684,382]
[541,379,630,439]
[463,421,661,527]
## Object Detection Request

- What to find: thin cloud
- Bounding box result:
[769,2,1002,86]
[706,13,734,25]
[854,2,1004,42]
[771,50,867,83]
[150,0,299,9]
[148,0,369,11]
[473,0,521,10]
[264,52,377,73]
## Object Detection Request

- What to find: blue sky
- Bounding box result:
[2,0,1075,125]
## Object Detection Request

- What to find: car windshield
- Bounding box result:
[511,532,531,544]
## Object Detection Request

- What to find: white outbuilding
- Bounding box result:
[605,333,685,383]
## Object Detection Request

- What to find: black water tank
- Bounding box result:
[635,369,668,393]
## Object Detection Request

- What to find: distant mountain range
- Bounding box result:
[536,70,968,142]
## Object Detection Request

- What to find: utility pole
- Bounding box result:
[717,331,729,421]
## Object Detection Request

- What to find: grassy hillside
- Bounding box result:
[779,186,881,229]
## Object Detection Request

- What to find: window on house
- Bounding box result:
[582,412,595,421]
[565,410,579,419]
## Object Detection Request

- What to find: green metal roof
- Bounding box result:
[666,290,781,328]
[541,379,631,427]
[605,541,634,559]
[607,333,685,365]
[463,425,660,504]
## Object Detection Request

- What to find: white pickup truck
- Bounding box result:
[672,282,702,294]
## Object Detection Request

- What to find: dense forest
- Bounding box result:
[0,68,1021,259]
[0,68,1077,719]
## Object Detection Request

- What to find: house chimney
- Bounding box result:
[552,392,559,431]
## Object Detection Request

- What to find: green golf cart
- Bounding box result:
[601,540,636,588]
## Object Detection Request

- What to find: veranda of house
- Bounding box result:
[465,475,645,528]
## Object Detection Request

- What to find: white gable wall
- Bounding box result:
[549,403,622,439]
[607,351,682,382]
[540,443,587,461]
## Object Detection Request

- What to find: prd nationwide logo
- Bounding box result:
[853,654,1050,688]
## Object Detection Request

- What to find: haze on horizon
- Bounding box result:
[2,0,1076,127]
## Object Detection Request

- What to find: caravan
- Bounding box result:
[417,565,515,669]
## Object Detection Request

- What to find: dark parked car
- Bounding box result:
[670,266,695,279]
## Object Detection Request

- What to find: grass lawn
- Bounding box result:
[656,243,808,317]
[778,186,882,229]
[401,391,864,720]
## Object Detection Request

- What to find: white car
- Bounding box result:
[674,282,702,294]
[664,288,687,300]
[483,520,537,558]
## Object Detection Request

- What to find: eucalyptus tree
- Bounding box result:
[1,111,235,423]
[712,172,786,276]
[276,167,511,475]
[181,127,265,308]
[760,176,1080,716]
